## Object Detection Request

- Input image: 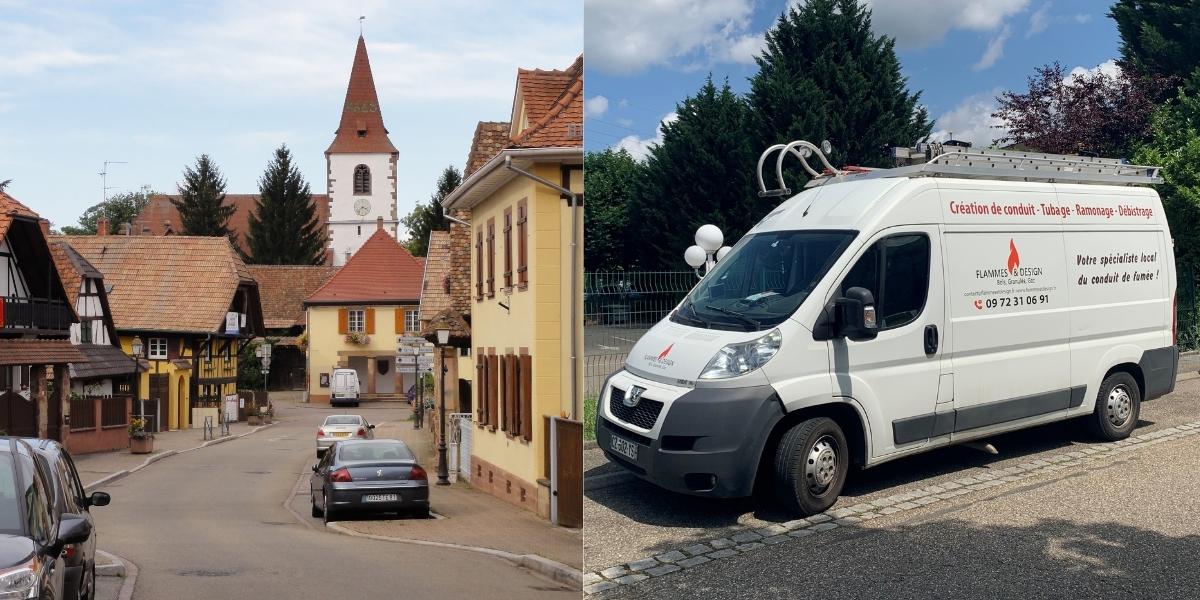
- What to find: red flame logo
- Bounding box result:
[658,344,674,360]
[1007,239,1020,273]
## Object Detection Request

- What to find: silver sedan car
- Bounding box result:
[316,415,375,456]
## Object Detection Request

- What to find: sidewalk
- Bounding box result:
[334,417,583,570]
[75,420,271,489]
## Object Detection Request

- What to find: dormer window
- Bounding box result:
[354,165,371,194]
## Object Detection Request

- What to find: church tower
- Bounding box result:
[326,35,399,266]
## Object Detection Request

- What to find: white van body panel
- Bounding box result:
[597,174,1176,497]
[331,368,361,402]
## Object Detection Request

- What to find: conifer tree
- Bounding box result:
[246,145,327,265]
[173,154,235,241]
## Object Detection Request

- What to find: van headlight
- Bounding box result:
[699,329,782,380]
[0,557,40,599]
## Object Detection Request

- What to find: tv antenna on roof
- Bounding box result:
[99,160,127,205]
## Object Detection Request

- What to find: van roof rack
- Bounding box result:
[756,140,1163,196]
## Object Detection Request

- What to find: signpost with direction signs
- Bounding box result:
[395,336,436,428]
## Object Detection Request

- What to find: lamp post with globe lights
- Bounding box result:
[684,224,732,278]
[435,327,451,486]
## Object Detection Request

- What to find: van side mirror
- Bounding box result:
[835,287,878,341]
[55,514,92,549]
[87,492,110,508]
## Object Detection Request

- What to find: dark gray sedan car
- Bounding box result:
[309,439,430,522]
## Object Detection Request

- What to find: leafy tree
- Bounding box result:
[1110,0,1200,90]
[173,154,235,241]
[583,148,641,271]
[401,165,461,257]
[60,189,153,235]
[0,179,10,192]
[630,77,764,270]
[245,145,327,265]
[993,62,1157,157]
[1133,77,1200,269]
[748,0,930,189]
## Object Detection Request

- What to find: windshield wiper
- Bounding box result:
[704,304,761,329]
[682,301,710,327]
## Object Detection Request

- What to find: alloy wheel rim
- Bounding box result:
[1107,385,1133,427]
[805,435,838,494]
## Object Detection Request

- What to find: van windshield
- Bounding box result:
[673,230,856,331]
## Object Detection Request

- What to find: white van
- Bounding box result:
[330,368,361,407]
[596,143,1179,515]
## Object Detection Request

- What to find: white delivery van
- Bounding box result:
[330,368,361,407]
[596,142,1179,515]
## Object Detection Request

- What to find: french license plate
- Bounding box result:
[609,435,639,462]
[334,432,350,438]
[363,494,398,503]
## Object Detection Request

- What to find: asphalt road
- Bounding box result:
[587,377,1200,598]
[91,402,577,599]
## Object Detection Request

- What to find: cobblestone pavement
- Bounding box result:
[584,375,1200,596]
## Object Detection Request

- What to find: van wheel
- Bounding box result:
[774,417,848,516]
[1088,372,1140,441]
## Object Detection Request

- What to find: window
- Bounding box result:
[348,310,365,333]
[79,321,92,344]
[405,309,419,333]
[353,164,371,194]
[486,218,496,297]
[516,199,528,289]
[840,233,930,330]
[148,338,168,359]
[475,228,484,301]
[503,208,513,289]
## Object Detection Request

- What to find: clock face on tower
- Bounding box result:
[353,198,371,216]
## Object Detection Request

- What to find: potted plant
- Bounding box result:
[344,331,370,345]
[247,407,261,426]
[129,418,154,454]
[261,404,273,425]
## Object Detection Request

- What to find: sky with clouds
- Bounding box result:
[584,0,1121,160]
[0,0,582,232]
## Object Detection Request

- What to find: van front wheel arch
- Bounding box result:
[773,417,849,515]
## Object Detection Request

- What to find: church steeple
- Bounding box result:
[326,36,397,155]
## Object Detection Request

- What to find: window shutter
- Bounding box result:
[503,208,513,289]
[487,354,499,431]
[365,308,375,334]
[519,354,532,442]
[476,352,487,425]
[338,308,348,334]
[476,229,484,301]
[486,218,496,298]
[394,308,405,334]
[516,200,528,289]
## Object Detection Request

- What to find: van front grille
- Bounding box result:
[608,387,664,430]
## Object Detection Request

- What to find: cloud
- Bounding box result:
[1027,2,1050,37]
[863,0,1028,49]
[585,0,758,74]
[973,25,1011,71]
[614,112,678,160]
[929,89,1007,148]
[585,95,610,118]
[1069,59,1121,80]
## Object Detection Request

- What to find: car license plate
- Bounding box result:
[334,432,350,438]
[363,494,398,502]
[609,435,639,462]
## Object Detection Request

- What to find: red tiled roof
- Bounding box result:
[0,191,39,243]
[465,122,511,177]
[132,194,330,261]
[60,235,259,334]
[305,224,423,304]
[248,265,340,329]
[326,36,397,155]
[510,55,583,149]
[0,339,85,365]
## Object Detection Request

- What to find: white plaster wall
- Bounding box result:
[0,239,30,298]
[70,278,110,345]
[327,152,399,265]
[72,379,113,396]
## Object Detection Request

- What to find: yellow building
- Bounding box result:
[439,56,583,523]
[61,234,264,431]
[305,220,425,403]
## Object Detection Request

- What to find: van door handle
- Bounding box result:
[924,325,939,355]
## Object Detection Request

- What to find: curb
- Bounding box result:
[84,423,277,492]
[95,550,125,577]
[325,522,583,588]
[95,549,137,600]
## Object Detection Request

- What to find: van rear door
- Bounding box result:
[827,225,947,457]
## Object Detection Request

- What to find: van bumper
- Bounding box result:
[596,382,785,498]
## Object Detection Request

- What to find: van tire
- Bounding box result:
[773,417,849,516]
[1088,372,1141,441]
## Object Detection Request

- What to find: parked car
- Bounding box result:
[316,415,375,456]
[309,439,430,522]
[28,440,109,600]
[330,368,361,407]
[0,438,110,600]
[598,144,1178,516]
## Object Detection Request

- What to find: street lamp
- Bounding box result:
[130,336,143,423]
[684,225,733,278]
[435,327,451,486]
